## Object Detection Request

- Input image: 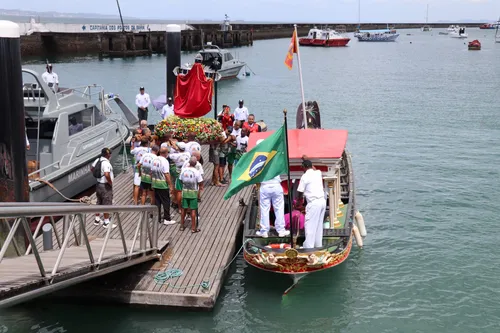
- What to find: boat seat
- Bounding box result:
[247,227,351,238]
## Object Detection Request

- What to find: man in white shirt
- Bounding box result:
[234,99,249,122]
[169,142,191,212]
[257,175,289,238]
[92,148,115,229]
[135,86,151,122]
[137,145,159,206]
[41,64,59,92]
[161,97,175,119]
[297,159,326,248]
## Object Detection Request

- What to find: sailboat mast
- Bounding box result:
[116,0,125,33]
[426,4,429,24]
[357,0,361,29]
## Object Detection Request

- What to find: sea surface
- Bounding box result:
[2,28,500,332]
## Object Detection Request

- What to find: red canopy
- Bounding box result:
[174,63,214,118]
[248,129,348,159]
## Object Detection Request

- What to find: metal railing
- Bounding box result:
[0,204,158,281]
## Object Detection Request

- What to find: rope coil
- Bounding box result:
[153,239,252,290]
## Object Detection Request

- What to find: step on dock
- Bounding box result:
[50,146,252,309]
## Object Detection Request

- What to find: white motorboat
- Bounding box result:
[180,43,246,80]
[450,26,468,38]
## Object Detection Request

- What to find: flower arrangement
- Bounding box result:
[155,115,224,144]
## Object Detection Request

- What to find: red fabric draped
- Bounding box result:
[174,63,214,118]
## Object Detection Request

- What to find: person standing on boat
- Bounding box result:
[92,148,115,229]
[297,159,326,249]
[257,175,289,238]
[42,64,59,92]
[161,97,175,119]
[234,99,249,123]
[242,114,262,134]
[152,146,176,226]
[135,86,151,122]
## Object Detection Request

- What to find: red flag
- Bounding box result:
[174,63,214,118]
[284,29,298,70]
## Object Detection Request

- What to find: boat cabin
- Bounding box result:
[23,69,108,179]
[194,44,235,71]
[247,129,352,233]
[305,27,343,40]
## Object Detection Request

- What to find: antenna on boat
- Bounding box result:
[283,109,295,249]
[115,0,125,33]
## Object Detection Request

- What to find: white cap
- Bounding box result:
[256,139,264,145]
[166,24,181,33]
[176,142,187,150]
[0,20,20,38]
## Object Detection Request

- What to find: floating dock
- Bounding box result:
[50,147,252,309]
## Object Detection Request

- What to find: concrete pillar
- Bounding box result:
[0,20,28,254]
[165,24,181,101]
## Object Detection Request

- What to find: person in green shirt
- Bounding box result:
[152,147,175,225]
[179,157,203,233]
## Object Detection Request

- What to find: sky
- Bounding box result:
[2,0,500,23]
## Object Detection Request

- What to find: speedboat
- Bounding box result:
[179,43,245,80]
[450,26,468,39]
[22,69,136,202]
[356,31,399,42]
[447,25,458,32]
[299,27,350,47]
[480,23,496,29]
[242,102,365,291]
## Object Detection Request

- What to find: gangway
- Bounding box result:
[0,203,166,308]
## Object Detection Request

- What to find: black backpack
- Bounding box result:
[92,158,102,178]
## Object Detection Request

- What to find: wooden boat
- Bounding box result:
[242,103,363,288]
[468,40,481,51]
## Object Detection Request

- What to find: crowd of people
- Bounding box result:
[93,94,326,248]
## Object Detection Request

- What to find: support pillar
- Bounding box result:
[0,20,28,255]
[165,24,181,100]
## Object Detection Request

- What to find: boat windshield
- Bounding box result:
[198,51,222,70]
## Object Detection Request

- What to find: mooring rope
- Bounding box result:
[154,239,252,290]
[34,178,95,204]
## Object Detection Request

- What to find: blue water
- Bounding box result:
[2,28,500,332]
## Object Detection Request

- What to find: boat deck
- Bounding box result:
[45,146,252,309]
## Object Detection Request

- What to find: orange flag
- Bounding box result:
[284,29,298,70]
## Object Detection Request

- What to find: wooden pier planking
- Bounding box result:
[48,146,252,309]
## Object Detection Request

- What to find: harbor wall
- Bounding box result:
[20,22,482,58]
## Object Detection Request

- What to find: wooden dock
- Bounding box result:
[50,147,252,309]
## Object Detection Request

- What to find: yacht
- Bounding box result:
[22,69,137,202]
[421,4,432,32]
[180,43,246,80]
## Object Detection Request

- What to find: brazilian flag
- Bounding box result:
[224,124,288,200]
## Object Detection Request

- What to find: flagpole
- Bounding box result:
[283,109,294,248]
[294,24,308,129]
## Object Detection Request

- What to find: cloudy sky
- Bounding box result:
[3,0,500,22]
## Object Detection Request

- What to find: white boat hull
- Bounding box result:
[218,64,245,80]
[450,34,468,39]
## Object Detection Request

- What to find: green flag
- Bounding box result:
[224,124,288,200]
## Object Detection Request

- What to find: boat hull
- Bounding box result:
[29,143,123,202]
[357,33,399,42]
[299,38,350,47]
[243,236,353,276]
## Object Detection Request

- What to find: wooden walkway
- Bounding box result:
[51,146,252,309]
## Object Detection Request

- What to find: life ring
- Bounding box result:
[265,243,291,249]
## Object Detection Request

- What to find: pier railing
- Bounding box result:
[0,204,158,279]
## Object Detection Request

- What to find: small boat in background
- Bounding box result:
[468,40,481,50]
[480,23,496,29]
[356,31,399,42]
[299,27,351,47]
[450,26,468,39]
[421,4,432,32]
